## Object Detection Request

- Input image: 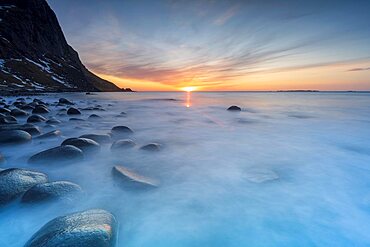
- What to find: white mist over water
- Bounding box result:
[1,92,370,246]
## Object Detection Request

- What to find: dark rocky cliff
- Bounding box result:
[0,0,120,92]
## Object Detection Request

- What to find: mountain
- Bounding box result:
[0,0,120,92]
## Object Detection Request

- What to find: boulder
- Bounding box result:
[0,124,41,136]
[61,138,100,154]
[36,130,62,139]
[0,130,32,144]
[111,126,133,138]
[140,143,161,152]
[10,108,28,117]
[21,181,82,203]
[27,114,47,123]
[46,117,61,125]
[0,108,11,114]
[67,107,81,115]
[32,106,50,114]
[227,105,241,111]
[79,134,111,144]
[111,139,136,151]
[24,209,117,247]
[28,145,84,164]
[88,114,102,120]
[58,98,74,105]
[0,115,17,124]
[112,165,159,189]
[0,168,48,204]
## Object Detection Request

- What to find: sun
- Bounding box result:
[181,86,197,92]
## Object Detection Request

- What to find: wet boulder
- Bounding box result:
[32,106,50,114]
[111,139,136,151]
[0,107,11,114]
[79,134,111,144]
[27,114,47,123]
[19,104,35,111]
[21,181,83,203]
[36,130,62,139]
[28,145,84,164]
[112,165,159,189]
[0,130,32,144]
[10,108,28,117]
[46,117,61,125]
[61,138,100,154]
[111,126,133,139]
[24,209,117,247]
[227,105,241,111]
[140,143,161,152]
[0,123,41,136]
[58,98,74,105]
[0,168,48,204]
[67,107,81,115]
[0,115,17,124]
[88,114,102,120]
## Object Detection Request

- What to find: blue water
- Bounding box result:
[1,92,370,246]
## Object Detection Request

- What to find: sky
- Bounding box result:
[47,0,370,91]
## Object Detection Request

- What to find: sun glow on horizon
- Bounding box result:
[181,86,198,92]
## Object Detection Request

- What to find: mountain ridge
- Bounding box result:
[0,0,120,92]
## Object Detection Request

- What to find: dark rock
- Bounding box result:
[0,108,11,114]
[46,117,61,125]
[20,104,35,111]
[88,114,101,119]
[111,139,136,151]
[10,108,29,117]
[58,98,74,105]
[28,145,84,164]
[36,130,62,139]
[111,126,133,137]
[21,181,82,203]
[24,209,117,247]
[69,118,85,121]
[0,130,32,144]
[0,168,48,204]
[0,123,41,136]
[32,106,50,114]
[27,114,47,123]
[112,165,159,189]
[227,105,241,111]
[61,138,100,154]
[79,134,111,144]
[67,107,81,115]
[140,143,161,152]
[0,115,17,124]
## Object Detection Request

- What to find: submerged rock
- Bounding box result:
[79,134,111,144]
[0,124,41,136]
[0,168,48,205]
[227,105,241,111]
[140,143,161,152]
[112,165,159,189]
[88,114,102,120]
[21,181,83,203]
[32,106,50,114]
[0,130,32,144]
[67,107,81,115]
[111,139,136,151]
[24,209,117,247]
[28,145,84,164]
[0,115,17,124]
[27,114,47,123]
[59,98,74,105]
[61,138,100,154]
[46,117,61,125]
[36,130,62,139]
[10,108,28,117]
[111,126,133,138]
[244,169,279,183]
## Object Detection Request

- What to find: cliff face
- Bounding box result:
[0,0,120,92]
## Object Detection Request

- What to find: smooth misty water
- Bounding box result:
[1,92,370,247]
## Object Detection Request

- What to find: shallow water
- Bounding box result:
[1,92,370,246]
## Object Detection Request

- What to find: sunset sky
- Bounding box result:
[47,0,370,91]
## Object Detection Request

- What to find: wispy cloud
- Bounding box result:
[348,67,370,72]
[213,5,239,26]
